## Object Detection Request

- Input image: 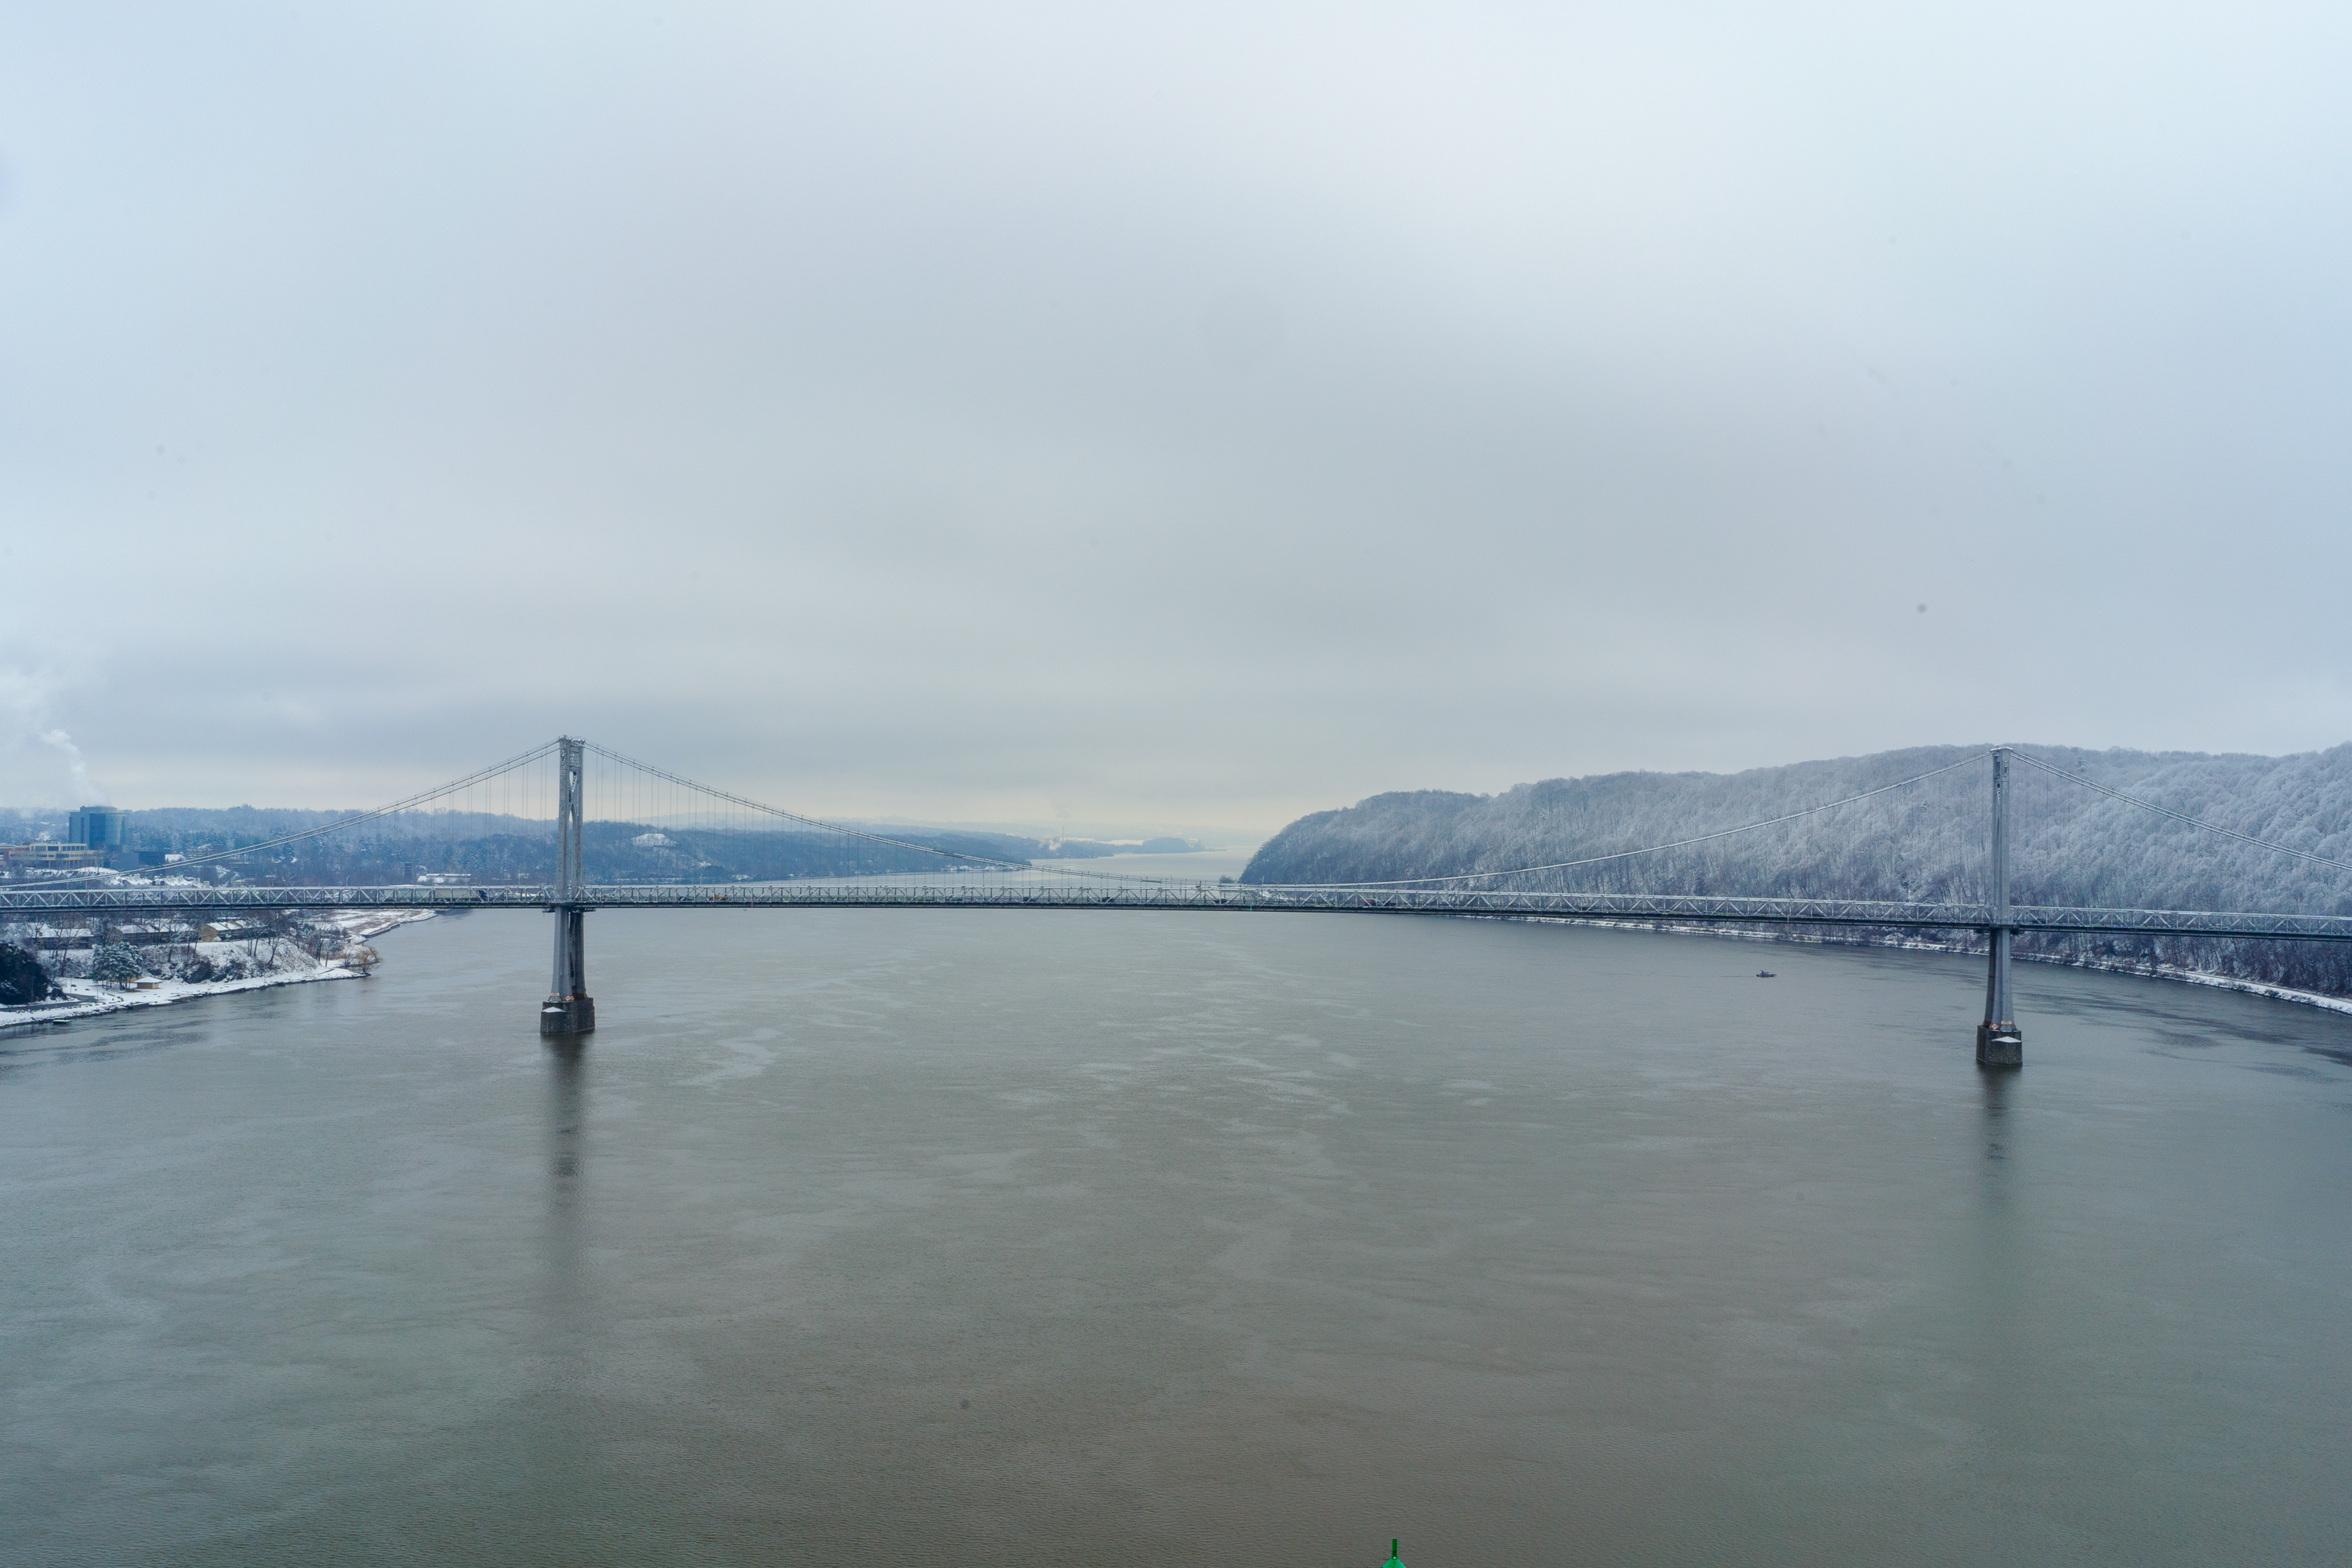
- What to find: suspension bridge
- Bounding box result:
[11,739,2352,1069]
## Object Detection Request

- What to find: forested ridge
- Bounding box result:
[1243,743,2352,998]
[4,806,1087,887]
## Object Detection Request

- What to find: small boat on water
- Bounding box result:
[1756,970,1776,978]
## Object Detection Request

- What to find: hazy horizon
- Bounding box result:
[15,733,2352,851]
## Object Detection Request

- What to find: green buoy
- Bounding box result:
[1381,1540,1406,1567]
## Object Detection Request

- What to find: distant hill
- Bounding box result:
[1243,743,2352,999]
[1,806,1067,887]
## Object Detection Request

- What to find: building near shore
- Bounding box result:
[68,807,126,850]
[13,920,195,951]
[4,842,101,870]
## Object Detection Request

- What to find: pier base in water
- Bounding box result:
[541,996,597,1036]
[1976,1022,2022,1069]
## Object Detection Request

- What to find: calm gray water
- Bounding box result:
[4,910,2350,1566]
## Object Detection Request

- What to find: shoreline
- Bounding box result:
[0,910,437,1032]
[1510,913,2352,1020]
[13,904,2351,1033]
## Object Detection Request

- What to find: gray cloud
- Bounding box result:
[4,1,2348,828]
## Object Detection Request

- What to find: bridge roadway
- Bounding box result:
[9,880,2352,942]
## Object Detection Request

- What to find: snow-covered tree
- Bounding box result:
[90,944,145,983]
[1243,742,2352,998]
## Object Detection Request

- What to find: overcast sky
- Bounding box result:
[4,1,2347,833]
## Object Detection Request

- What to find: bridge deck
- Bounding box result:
[9,880,2352,942]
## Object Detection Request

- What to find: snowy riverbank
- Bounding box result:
[1519,915,2352,1020]
[13,902,2350,1034]
[0,910,437,1030]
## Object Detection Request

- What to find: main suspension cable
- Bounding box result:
[580,742,1235,887]
[2007,748,2352,876]
[137,739,564,874]
[582,742,1040,873]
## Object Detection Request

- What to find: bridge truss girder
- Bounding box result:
[9,881,2352,943]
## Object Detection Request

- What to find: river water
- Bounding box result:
[4,909,2349,1566]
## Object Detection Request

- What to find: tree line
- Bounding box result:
[1241,742,2352,999]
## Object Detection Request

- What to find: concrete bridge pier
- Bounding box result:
[1976,925,2022,1068]
[1977,747,2022,1069]
[543,905,594,1036]
[540,736,596,1038]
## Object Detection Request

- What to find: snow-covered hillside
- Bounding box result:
[1243,743,2352,998]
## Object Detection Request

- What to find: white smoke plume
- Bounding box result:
[0,671,110,808]
[39,729,106,807]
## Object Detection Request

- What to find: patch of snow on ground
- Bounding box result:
[0,909,437,1029]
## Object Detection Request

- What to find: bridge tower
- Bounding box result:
[541,736,596,1036]
[1976,746,2023,1068]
